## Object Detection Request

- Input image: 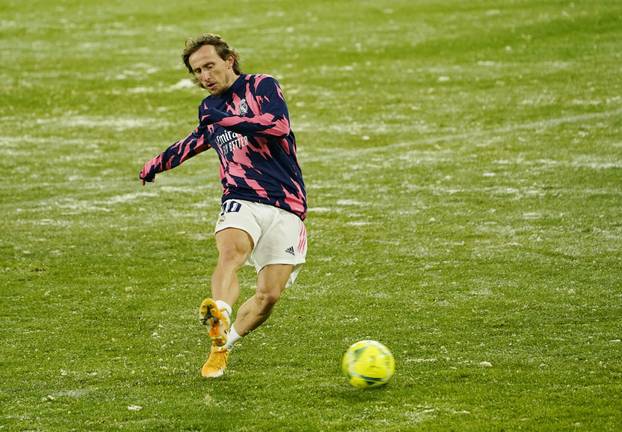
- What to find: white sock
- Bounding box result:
[215,300,232,321]
[225,325,242,350]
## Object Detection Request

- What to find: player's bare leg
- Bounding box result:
[200,228,252,338]
[232,264,294,336]
[200,228,252,378]
[211,228,253,305]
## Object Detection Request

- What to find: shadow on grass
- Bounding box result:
[333,384,393,402]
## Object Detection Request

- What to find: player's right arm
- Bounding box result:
[139,124,211,185]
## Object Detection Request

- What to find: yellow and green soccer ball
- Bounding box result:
[342,340,395,388]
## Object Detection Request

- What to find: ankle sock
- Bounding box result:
[225,325,242,350]
[215,300,232,320]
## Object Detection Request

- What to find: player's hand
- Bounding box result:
[139,155,162,185]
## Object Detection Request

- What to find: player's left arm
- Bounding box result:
[200,76,291,138]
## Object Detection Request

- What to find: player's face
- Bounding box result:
[189,44,237,95]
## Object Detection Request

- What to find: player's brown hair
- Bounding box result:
[182,33,241,75]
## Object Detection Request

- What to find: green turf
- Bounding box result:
[1,0,621,430]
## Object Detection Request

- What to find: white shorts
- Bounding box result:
[214,199,307,287]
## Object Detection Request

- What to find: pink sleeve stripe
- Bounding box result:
[217,114,290,137]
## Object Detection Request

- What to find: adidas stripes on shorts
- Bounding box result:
[214,199,307,287]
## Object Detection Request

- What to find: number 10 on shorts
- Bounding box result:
[221,200,242,215]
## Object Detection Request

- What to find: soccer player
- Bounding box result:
[139,34,307,378]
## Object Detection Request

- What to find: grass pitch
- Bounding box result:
[1,0,621,430]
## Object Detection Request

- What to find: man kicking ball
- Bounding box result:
[139,33,307,378]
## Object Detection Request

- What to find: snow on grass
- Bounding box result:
[33,115,172,131]
[336,199,366,206]
[169,78,196,90]
[47,389,92,399]
[307,207,332,213]
[300,107,622,163]
[35,191,161,215]
[346,221,371,226]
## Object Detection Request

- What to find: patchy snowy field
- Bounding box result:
[1,0,621,431]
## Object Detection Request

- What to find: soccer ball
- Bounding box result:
[342,340,395,388]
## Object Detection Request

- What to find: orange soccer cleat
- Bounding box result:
[199,298,230,347]
[201,344,230,378]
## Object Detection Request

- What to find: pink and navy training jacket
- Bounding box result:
[149,74,307,220]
